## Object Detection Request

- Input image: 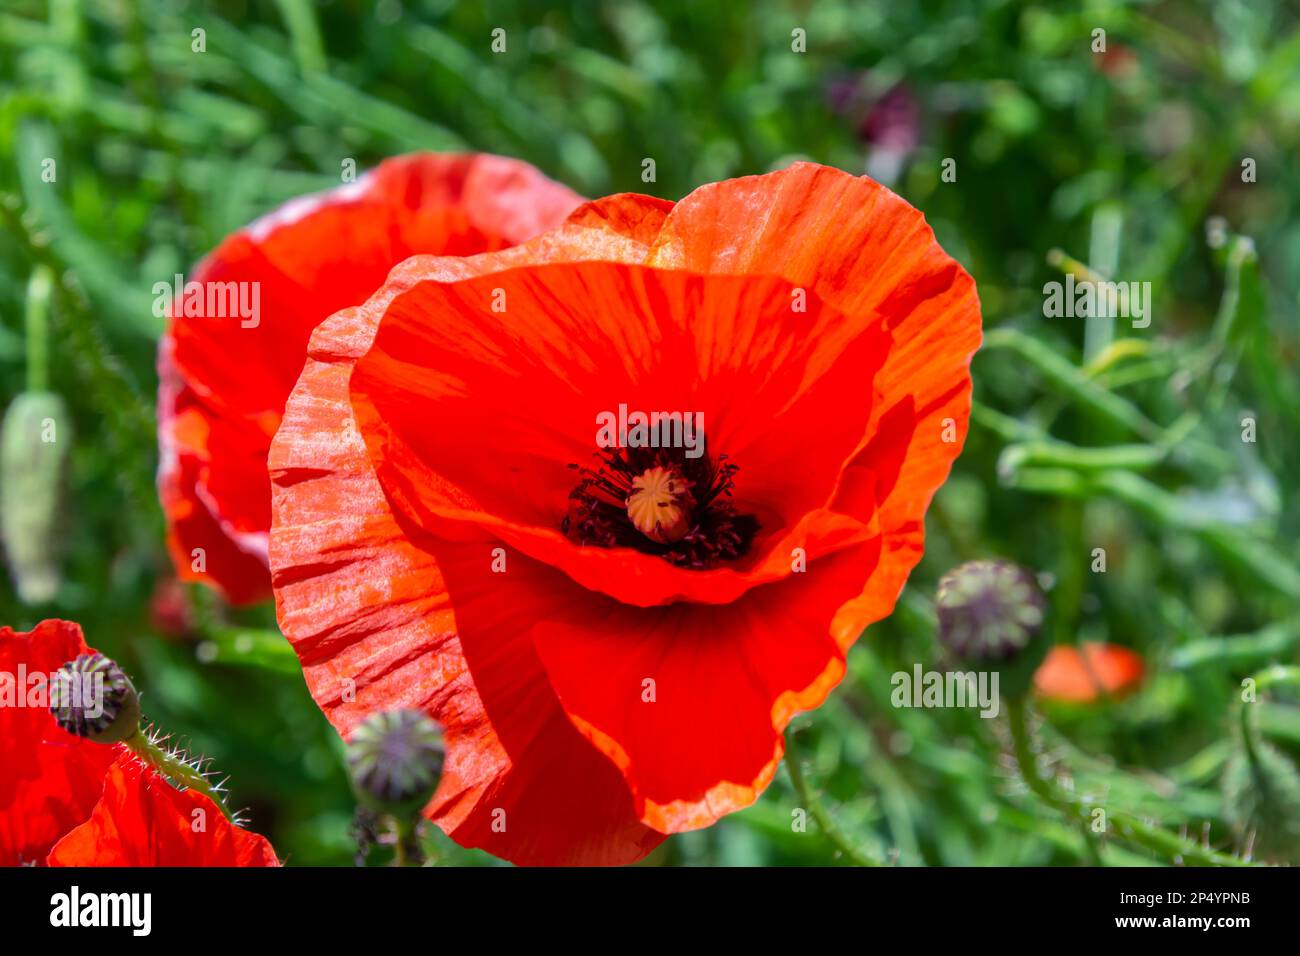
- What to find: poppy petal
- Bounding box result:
[270,226,668,863]
[270,298,517,850]
[158,351,273,605]
[270,162,981,856]
[532,540,886,830]
[351,262,889,607]
[414,533,882,832]
[1034,643,1146,703]
[0,620,117,866]
[407,538,666,864]
[161,153,582,604]
[648,161,982,630]
[46,755,279,866]
[563,192,674,246]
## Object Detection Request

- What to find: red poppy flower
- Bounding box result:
[1033,642,1145,703]
[0,619,278,866]
[159,153,583,604]
[269,162,982,864]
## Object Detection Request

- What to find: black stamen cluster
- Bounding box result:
[562,440,758,569]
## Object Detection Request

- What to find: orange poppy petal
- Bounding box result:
[173,154,584,414]
[271,291,518,847]
[162,153,582,604]
[270,252,664,865]
[0,620,117,866]
[482,537,881,832]
[158,349,273,603]
[1034,643,1146,703]
[649,161,982,634]
[46,755,279,866]
[563,192,674,245]
[269,162,981,857]
[351,262,888,607]
[405,538,666,864]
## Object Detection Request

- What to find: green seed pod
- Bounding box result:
[1222,735,1300,864]
[937,560,1047,661]
[49,652,142,745]
[346,709,445,816]
[935,560,1050,699]
[1,391,70,604]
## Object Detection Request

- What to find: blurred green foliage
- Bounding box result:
[2,0,1299,866]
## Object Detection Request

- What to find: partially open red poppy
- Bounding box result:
[270,162,982,864]
[159,154,582,604]
[1033,642,1145,703]
[0,620,278,866]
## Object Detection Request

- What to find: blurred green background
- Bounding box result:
[2,0,1300,865]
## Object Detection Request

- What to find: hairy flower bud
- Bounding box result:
[936,560,1046,663]
[346,709,445,815]
[1,391,70,604]
[49,652,142,744]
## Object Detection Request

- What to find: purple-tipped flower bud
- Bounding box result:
[49,652,141,744]
[346,709,445,814]
[936,560,1046,663]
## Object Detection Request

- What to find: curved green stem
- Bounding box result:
[1007,697,1103,864]
[25,264,52,393]
[1006,697,1249,866]
[1249,665,1300,693]
[785,730,882,866]
[1238,665,1300,763]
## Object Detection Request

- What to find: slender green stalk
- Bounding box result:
[391,816,426,867]
[274,0,328,77]
[24,265,52,393]
[1002,466,1300,602]
[0,192,159,525]
[1007,697,1102,863]
[1238,666,1300,760]
[1106,810,1251,866]
[982,328,1158,440]
[999,440,1165,478]
[1247,665,1300,693]
[785,731,883,866]
[1170,618,1300,671]
[982,329,1234,475]
[1007,698,1250,866]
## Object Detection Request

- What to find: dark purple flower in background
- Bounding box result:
[824,72,864,115]
[860,84,921,152]
[824,75,921,186]
[861,84,920,185]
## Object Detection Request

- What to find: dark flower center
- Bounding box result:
[562,439,758,569]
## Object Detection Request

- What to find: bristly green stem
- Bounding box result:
[1006,697,1251,866]
[1007,697,1104,865]
[1239,666,1300,763]
[785,729,883,866]
[124,727,232,820]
